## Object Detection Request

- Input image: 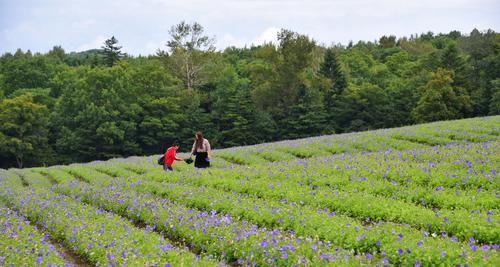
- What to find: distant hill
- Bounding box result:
[66,49,103,65]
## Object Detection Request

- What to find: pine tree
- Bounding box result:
[489,79,500,115]
[284,84,327,139]
[440,43,467,87]
[319,48,347,130]
[320,49,347,96]
[412,68,471,123]
[101,36,123,67]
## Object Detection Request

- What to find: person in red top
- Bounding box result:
[164,141,183,171]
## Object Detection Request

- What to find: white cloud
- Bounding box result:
[215,27,279,49]
[252,27,280,46]
[0,0,498,55]
[216,34,248,49]
[71,19,95,29]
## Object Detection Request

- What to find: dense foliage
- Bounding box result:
[0,25,499,168]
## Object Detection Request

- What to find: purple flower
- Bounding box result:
[161,244,172,252]
[281,251,287,259]
[417,241,423,247]
[261,240,268,248]
[375,240,380,247]
[482,245,490,251]
[443,217,449,223]
[406,248,412,254]
[107,253,115,264]
[277,218,283,223]
[469,237,475,244]
[36,255,43,265]
[440,251,446,257]
[492,244,499,250]
[435,186,443,192]
[470,244,477,251]
[366,253,372,260]
[398,248,403,255]
[397,234,403,241]
[476,187,481,193]
[164,264,171,267]
[311,244,317,251]
[381,258,389,265]
[357,234,365,241]
[414,260,421,267]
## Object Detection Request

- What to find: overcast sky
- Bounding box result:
[1,0,499,56]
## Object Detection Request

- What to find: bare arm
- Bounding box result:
[174,150,183,161]
[189,141,196,157]
[206,139,212,158]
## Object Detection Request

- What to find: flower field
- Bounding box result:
[1,116,499,266]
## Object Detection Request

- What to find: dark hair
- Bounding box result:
[195,131,203,150]
[172,141,179,147]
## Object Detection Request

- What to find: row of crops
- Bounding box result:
[0,116,498,266]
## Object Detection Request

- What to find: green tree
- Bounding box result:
[211,65,256,146]
[101,36,124,67]
[165,21,215,90]
[0,49,52,96]
[379,35,397,48]
[246,44,280,111]
[334,83,392,132]
[274,29,316,118]
[440,43,468,87]
[53,64,141,161]
[412,68,471,122]
[177,90,215,149]
[319,48,347,96]
[0,93,50,168]
[489,79,500,115]
[47,45,66,63]
[126,58,185,154]
[285,84,327,138]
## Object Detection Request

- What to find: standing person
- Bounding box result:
[164,141,183,171]
[189,131,211,168]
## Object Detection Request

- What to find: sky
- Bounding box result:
[0,0,499,56]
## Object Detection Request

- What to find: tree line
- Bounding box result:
[0,22,499,168]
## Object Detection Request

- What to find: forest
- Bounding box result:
[0,22,498,168]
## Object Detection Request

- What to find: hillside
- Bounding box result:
[1,116,499,266]
[2,28,499,168]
